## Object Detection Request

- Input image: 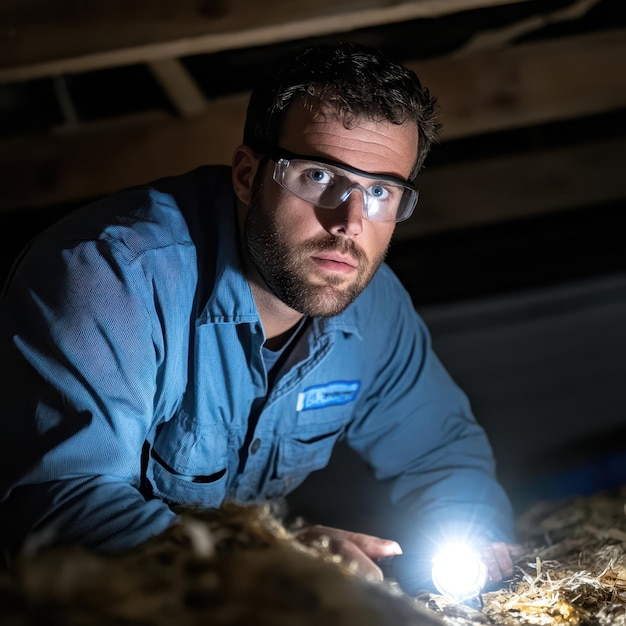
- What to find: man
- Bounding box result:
[0,43,517,592]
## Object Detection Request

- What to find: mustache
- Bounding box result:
[300,236,367,263]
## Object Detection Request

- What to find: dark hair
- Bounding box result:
[243,42,439,180]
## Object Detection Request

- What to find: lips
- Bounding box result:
[310,252,359,275]
[313,252,358,268]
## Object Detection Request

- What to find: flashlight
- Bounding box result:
[431,541,487,601]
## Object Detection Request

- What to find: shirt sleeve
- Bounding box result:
[0,216,188,556]
[345,267,516,592]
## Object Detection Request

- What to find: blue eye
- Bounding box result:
[307,169,333,184]
[369,185,389,200]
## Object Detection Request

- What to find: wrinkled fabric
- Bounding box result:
[0,166,514,574]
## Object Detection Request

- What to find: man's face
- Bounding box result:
[244,101,419,318]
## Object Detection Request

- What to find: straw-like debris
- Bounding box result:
[0,502,443,626]
[1,490,625,625]
[417,488,626,625]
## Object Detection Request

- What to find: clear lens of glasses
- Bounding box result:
[272,157,418,223]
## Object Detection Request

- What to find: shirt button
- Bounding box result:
[250,438,261,454]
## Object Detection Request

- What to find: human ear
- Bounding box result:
[232,144,261,205]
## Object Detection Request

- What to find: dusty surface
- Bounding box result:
[0,503,442,626]
[418,489,626,625]
[1,490,625,625]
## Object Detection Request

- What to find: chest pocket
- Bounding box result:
[146,407,229,507]
[276,380,360,482]
[275,406,353,485]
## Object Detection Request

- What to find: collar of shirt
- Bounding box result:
[197,168,362,341]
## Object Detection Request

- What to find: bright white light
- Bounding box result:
[431,542,487,601]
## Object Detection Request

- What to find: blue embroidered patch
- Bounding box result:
[296,381,361,411]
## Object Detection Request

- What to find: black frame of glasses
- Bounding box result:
[268,147,418,190]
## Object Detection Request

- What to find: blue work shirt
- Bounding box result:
[0,166,514,569]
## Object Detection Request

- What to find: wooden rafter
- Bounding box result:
[396,136,626,239]
[0,0,530,83]
[148,59,208,118]
[1,28,624,232]
[453,0,602,56]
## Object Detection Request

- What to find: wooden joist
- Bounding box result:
[409,29,626,140]
[147,59,208,118]
[0,0,529,83]
[3,119,624,239]
[1,28,624,226]
[395,136,626,239]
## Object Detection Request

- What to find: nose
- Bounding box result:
[327,187,364,238]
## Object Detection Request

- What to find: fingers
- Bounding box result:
[336,528,403,560]
[480,542,521,586]
[492,542,514,579]
[301,525,402,558]
[295,525,402,581]
[334,538,385,581]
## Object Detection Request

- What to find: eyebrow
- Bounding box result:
[270,147,416,189]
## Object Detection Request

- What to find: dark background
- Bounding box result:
[1,0,625,538]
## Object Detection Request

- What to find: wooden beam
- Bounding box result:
[1,30,625,224]
[148,59,208,118]
[0,0,530,82]
[0,95,250,211]
[408,29,626,139]
[394,136,626,239]
[452,0,601,55]
[2,121,624,238]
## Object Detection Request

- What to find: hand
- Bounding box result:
[295,525,403,582]
[479,541,523,589]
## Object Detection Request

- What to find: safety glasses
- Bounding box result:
[269,148,419,223]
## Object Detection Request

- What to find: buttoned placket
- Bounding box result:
[231,327,336,502]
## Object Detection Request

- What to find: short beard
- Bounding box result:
[244,180,388,318]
